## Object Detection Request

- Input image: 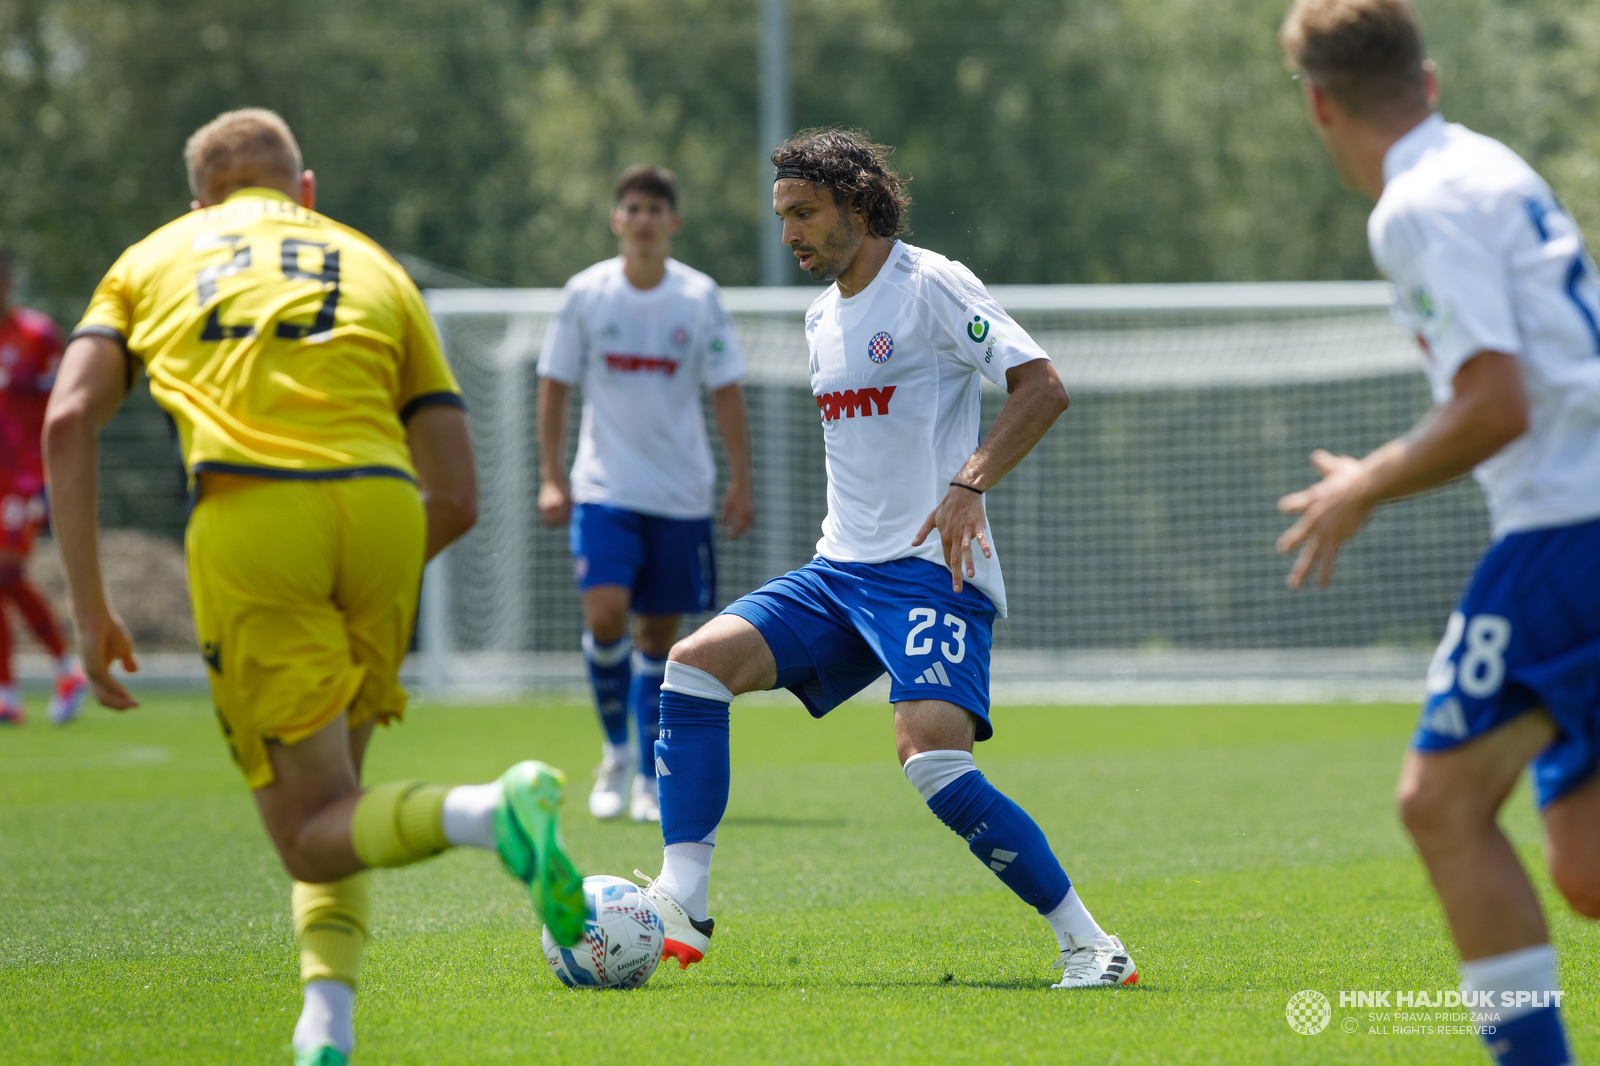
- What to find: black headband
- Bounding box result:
[774,163,821,182]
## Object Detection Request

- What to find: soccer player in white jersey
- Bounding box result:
[1278,3,1600,1063]
[538,166,755,823]
[633,129,1137,989]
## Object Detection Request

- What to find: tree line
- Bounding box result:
[1,0,1594,301]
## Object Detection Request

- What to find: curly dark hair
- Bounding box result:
[772,128,910,238]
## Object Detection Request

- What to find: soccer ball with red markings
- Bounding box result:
[542,875,665,989]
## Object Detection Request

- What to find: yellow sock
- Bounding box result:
[293,873,372,987]
[349,781,451,869]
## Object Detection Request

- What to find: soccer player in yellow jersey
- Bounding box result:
[42,109,585,1066]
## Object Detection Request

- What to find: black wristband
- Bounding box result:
[949,480,984,495]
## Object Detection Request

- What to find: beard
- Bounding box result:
[801,215,864,282]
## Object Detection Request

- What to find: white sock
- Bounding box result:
[660,661,735,704]
[582,630,632,666]
[657,841,714,922]
[902,750,977,800]
[56,654,75,676]
[1,683,18,706]
[441,783,499,850]
[1042,887,1108,950]
[292,979,354,1056]
[1460,944,1560,1022]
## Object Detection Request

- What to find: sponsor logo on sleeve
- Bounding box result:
[966,315,990,343]
[983,331,1005,364]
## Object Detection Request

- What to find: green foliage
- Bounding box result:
[0,0,1595,297]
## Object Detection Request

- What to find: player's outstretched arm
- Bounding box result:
[913,358,1070,591]
[42,334,139,709]
[535,376,573,526]
[712,383,755,539]
[1277,349,1528,590]
[407,404,479,562]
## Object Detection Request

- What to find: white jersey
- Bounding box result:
[1370,113,1600,538]
[804,241,1049,616]
[538,257,746,519]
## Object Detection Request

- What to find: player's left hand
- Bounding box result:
[1276,449,1377,590]
[913,486,991,593]
[721,480,755,540]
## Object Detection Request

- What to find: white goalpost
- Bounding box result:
[414,282,1484,704]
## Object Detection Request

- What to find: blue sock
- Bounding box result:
[655,692,729,845]
[925,770,1072,913]
[1487,1007,1569,1066]
[583,633,631,747]
[630,651,668,778]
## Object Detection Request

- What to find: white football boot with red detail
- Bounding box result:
[634,870,713,969]
[1050,934,1138,988]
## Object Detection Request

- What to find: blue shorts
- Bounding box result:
[569,503,715,615]
[723,556,998,740]
[1413,515,1600,808]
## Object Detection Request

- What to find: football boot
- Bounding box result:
[492,761,586,946]
[634,869,713,969]
[628,774,660,823]
[48,668,90,726]
[588,748,632,820]
[1050,933,1137,988]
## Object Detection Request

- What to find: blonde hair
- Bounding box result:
[1281,0,1428,119]
[184,108,303,202]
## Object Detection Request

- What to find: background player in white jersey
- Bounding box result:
[538,166,754,823]
[634,129,1137,989]
[1278,3,1600,1063]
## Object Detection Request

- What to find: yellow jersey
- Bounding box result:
[73,187,461,481]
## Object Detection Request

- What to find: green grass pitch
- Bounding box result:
[2,694,1595,1064]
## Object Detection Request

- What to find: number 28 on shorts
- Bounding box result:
[1427,611,1513,699]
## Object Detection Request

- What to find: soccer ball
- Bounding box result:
[542,875,665,989]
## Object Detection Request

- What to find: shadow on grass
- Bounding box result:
[669,975,1153,992]
[721,816,850,829]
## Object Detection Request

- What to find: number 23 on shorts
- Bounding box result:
[905,607,967,663]
[1427,611,1513,699]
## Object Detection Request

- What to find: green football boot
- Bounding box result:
[493,760,586,946]
[292,1046,348,1066]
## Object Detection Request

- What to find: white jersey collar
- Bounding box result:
[611,255,675,299]
[1382,112,1447,185]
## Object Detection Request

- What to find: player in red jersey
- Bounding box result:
[0,250,88,725]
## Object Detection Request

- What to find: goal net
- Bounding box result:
[418,282,1485,701]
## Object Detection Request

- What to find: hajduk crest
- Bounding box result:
[868,331,894,364]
